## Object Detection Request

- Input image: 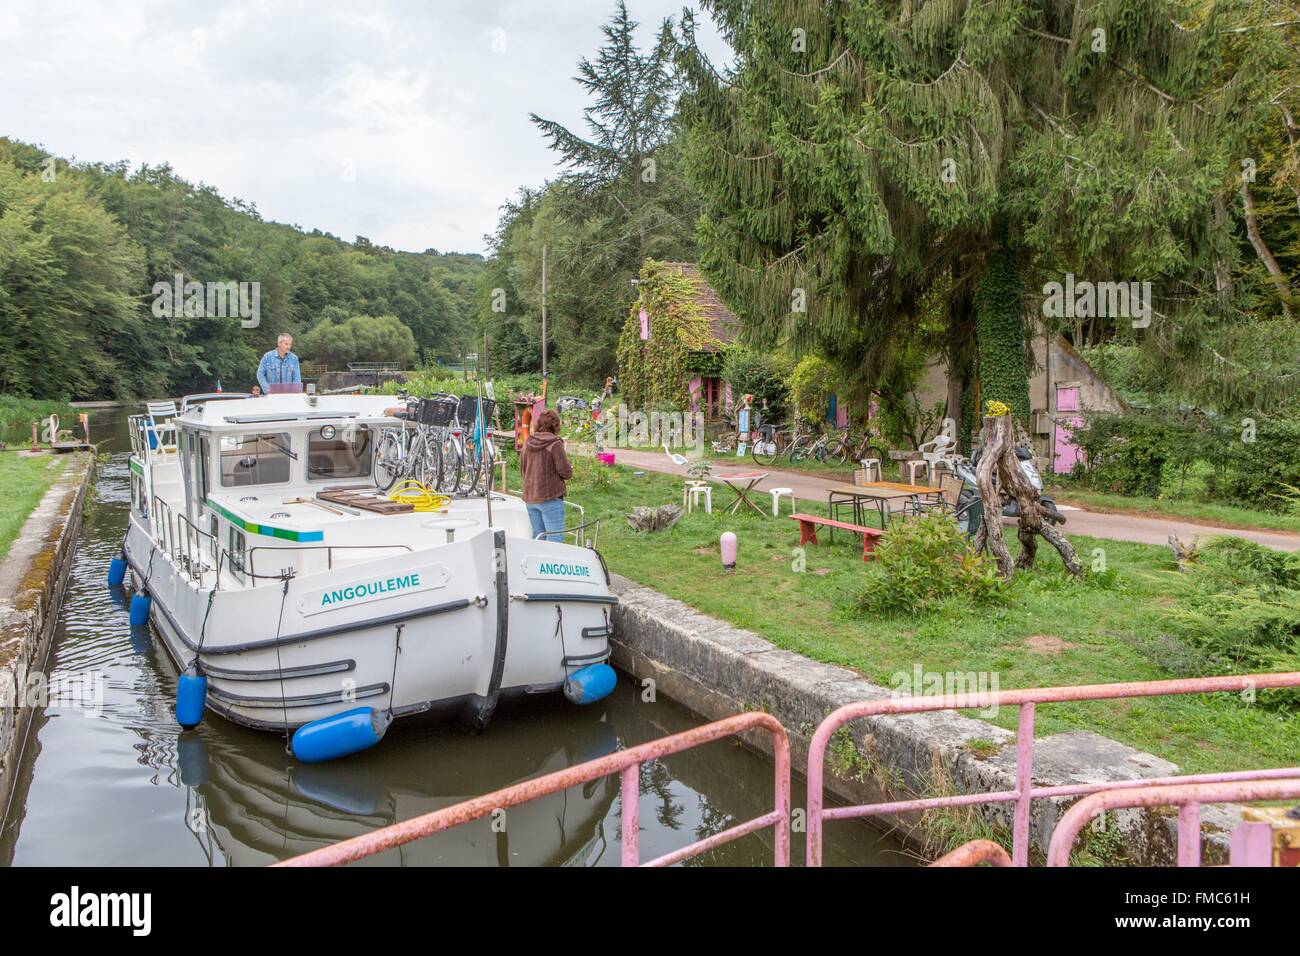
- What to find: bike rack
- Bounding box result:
[274,711,791,867]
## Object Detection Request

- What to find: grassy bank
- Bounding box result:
[0,454,68,561]
[566,461,1297,775]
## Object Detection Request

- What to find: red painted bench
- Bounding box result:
[790,513,885,562]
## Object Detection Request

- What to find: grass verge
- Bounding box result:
[0,453,68,561]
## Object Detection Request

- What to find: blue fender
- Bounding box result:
[564,663,617,705]
[291,707,392,763]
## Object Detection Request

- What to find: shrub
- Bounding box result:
[856,512,1006,615]
[1069,412,1178,497]
[1157,538,1300,710]
[1210,418,1300,509]
[788,354,835,425]
[720,347,790,419]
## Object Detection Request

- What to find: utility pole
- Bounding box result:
[541,243,548,377]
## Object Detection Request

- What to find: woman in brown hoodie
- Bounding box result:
[520,408,573,541]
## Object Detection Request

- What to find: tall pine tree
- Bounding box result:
[674,0,1281,428]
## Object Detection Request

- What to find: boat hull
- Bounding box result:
[123,514,615,735]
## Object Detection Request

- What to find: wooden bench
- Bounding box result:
[790,513,885,561]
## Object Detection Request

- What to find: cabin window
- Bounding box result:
[228,526,246,572]
[131,474,147,516]
[197,434,211,499]
[307,425,373,480]
[219,432,294,487]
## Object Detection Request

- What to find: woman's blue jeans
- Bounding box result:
[527,497,567,542]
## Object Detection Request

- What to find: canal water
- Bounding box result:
[0,409,909,867]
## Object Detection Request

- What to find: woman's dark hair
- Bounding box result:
[535,409,562,434]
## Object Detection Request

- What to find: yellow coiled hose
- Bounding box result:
[388,479,452,512]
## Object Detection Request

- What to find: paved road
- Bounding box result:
[611,447,1300,552]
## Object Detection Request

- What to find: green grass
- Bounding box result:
[568,461,1298,774]
[0,453,68,561]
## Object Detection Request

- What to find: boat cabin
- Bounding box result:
[128,394,529,590]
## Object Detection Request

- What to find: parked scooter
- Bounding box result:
[950,442,1065,538]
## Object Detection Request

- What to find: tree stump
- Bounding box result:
[975,414,1082,580]
[627,504,683,532]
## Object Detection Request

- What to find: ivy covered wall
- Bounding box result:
[617,260,729,410]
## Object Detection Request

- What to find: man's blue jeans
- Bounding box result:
[527,498,567,542]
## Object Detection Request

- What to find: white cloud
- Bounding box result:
[0,0,731,253]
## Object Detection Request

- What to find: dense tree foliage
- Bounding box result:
[298,311,417,370]
[0,137,483,399]
[672,0,1297,428]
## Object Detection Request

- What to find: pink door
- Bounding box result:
[1053,386,1083,474]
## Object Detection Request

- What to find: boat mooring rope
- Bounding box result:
[553,605,571,672]
[387,479,451,512]
[272,570,294,751]
[190,586,217,672]
[388,623,403,718]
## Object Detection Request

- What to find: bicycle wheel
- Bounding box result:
[440,434,463,496]
[751,430,781,466]
[461,438,484,496]
[374,431,403,492]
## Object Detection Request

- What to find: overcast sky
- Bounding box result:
[0,1,730,255]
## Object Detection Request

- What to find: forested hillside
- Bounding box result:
[0,137,483,400]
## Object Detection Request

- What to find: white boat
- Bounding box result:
[116,392,616,760]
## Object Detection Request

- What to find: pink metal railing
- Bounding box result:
[807,672,1300,867]
[274,711,791,867]
[929,839,1012,867]
[1046,777,1300,866]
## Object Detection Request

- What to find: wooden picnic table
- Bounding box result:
[825,481,944,538]
[713,470,770,516]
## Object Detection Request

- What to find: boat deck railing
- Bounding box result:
[247,544,413,585]
[129,412,177,462]
[275,671,1300,868]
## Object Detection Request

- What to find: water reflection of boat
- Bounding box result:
[176,705,620,866]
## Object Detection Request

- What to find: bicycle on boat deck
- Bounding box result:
[374,392,500,496]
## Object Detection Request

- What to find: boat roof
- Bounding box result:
[177,393,399,430]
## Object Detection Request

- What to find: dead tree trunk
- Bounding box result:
[976,414,1083,580]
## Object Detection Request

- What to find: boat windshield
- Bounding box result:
[220,432,294,486]
[307,424,373,480]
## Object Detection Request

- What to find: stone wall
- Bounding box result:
[609,573,1241,865]
[0,454,93,815]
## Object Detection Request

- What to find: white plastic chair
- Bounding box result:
[770,487,795,516]
[146,401,179,453]
[918,435,956,483]
[683,481,712,514]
